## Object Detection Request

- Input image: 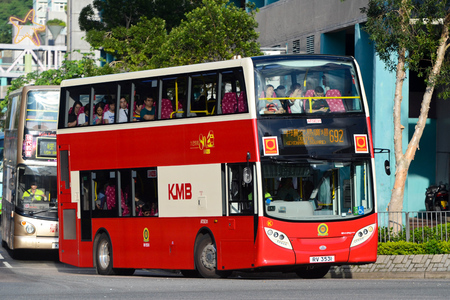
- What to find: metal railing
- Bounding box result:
[378,211,450,243]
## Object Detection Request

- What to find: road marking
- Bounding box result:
[3,262,12,268]
[0,254,4,259]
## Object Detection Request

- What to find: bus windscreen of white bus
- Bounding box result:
[16,165,57,217]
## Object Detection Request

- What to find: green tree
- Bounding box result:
[79,0,202,32]
[361,0,450,225]
[0,0,33,43]
[85,17,168,71]
[155,0,262,67]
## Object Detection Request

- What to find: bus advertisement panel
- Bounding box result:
[2,86,59,251]
[57,55,377,278]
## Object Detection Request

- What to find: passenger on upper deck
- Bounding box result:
[118,97,129,123]
[133,99,143,121]
[259,85,285,115]
[287,83,303,114]
[103,99,115,124]
[141,96,155,121]
[93,102,105,125]
[304,86,329,113]
[68,101,82,127]
[78,103,90,126]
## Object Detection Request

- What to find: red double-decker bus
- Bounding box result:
[57,55,377,278]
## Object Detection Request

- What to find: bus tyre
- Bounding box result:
[296,265,330,279]
[95,233,115,275]
[194,234,231,278]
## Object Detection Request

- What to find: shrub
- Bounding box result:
[378,241,450,255]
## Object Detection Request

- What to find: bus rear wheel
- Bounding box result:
[95,233,115,275]
[195,234,231,278]
[296,265,330,279]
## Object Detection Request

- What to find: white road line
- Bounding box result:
[0,254,4,259]
[3,262,12,268]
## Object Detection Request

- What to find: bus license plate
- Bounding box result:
[310,256,335,263]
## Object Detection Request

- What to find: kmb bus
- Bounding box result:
[57,55,377,278]
[2,86,59,252]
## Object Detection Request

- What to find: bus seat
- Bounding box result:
[105,185,116,210]
[161,98,173,119]
[222,92,238,114]
[207,98,216,115]
[325,89,345,112]
[238,91,247,112]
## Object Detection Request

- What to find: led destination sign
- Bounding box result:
[36,137,57,158]
[281,128,347,147]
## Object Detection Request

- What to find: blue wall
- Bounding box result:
[321,31,346,56]
[407,118,436,211]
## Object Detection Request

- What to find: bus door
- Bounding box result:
[1,165,16,247]
[58,145,79,266]
[220,163,256,270]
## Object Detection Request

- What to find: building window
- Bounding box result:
[307,35,315,54]
[292,40,300,53]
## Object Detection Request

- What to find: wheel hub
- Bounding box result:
[98,240,110,269]
[200,244,216,270]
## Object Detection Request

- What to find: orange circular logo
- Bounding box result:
[267,220,273,227]
[356,137,366,147]
[265,139,276,150]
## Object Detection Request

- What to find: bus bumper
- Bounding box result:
[14,236,59,249]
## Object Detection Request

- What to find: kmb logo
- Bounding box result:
[168,183,192,200]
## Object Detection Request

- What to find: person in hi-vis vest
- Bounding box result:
[23,182,47,201]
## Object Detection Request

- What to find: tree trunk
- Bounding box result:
[388,14,450,233]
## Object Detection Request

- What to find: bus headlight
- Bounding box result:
[264,227,292,250]
[350,224,375,247]
[21,221,36,234]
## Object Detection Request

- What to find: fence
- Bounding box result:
[378,211,450,243]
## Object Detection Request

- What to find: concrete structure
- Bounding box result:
[329,255,450,279]
[66,0,100,61]
[250,0,448,214]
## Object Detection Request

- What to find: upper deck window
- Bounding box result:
[59,67,248,129]
[253,57,363,116]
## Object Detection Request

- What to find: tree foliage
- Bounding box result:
[361,0,450,217]
[85,17,168,71]
[79,0,202,32]
[0,0,33,43]
[155,0,262,67]
[83,0,261,71]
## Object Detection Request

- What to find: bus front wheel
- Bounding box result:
[95,233,115,275]
[194,234,231,278]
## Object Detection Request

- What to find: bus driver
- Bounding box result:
[23,182,47,201]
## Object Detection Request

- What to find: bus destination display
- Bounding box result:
[37,137,57,158]
[281,128,347,147]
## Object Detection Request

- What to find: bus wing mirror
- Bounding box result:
[384,160,391,176]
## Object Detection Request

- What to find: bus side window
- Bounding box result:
[219,68,246,115]
[134,168,158,217]
[190,72,218,117]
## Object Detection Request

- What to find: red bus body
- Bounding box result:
[57,55,377,278]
